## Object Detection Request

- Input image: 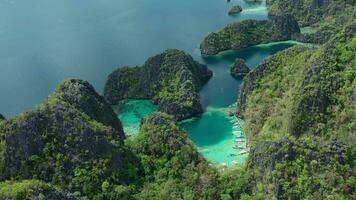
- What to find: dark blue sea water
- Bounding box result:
[0,0,269,117]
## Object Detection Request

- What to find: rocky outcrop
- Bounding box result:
[228,5,242,15]
[235,18,355,197]
[0,180,79,200]
[0,114,4,121]
[267,0,356,44]
[50,79,124,139]
[132,112,219,199]
[0,79,133,197]
[289,59,331,136]
[200,14,300,56]
[104,49,213,121]
[230,58,250,77]
[236,46,308,116]
[267,0,354,26]
[248,137,351,199]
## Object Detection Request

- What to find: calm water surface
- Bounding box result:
[0,0,266,117]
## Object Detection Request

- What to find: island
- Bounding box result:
[228,5,242,15]
[230,58,250,77]
[104,49,213,121]
[200,14,300,56]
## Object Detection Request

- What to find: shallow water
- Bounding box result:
[180,108,248,165]
[117,100,157,136]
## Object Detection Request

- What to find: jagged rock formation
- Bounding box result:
[267,0,356,43]
[104,49,212,120]
[228,5,242,15]
[0,180,79,200]
[50,79,125,140]
[0,79,136,198]
[236,46,308,117]
[267,0,354,26]
[230,58,250,77]
[131,112,219,199]
[200,14,300,56]
[236,18,355,199]
[248,137,352,199]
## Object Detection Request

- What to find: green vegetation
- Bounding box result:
[0,80,247,199]
[228,5,243,15]
[0,180,77,200]
[200,14,300,56]
[104,49,212,120]
[230,58,250,77]
[236,16,356,199]
[267,0,356,43]
[0,1,355,200]
[0,79,139,199]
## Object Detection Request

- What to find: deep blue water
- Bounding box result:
[0,0,268,117]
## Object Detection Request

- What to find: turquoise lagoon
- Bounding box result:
[180,107,248,166]
[117,100,157,136]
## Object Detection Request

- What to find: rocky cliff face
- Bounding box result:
[104,49,213,121]
[0,79,134,197]
[267,0,354,26]
[131,112,219,199]
[200,14,300,56]
[0,180,79,200]
[267,0,356,43]
[248,137,352,199]
[236,46,309,116]
[51,79,125,140]
[236,19,355,199]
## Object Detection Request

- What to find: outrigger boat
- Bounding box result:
[239,150,247,155]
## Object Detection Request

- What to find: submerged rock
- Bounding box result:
[104,49,213,121]
[230,58,250,77]
[200,14,300,56]
[228,5,242,15]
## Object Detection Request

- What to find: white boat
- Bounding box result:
[235,138,245,142]
[232,160,238,165]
